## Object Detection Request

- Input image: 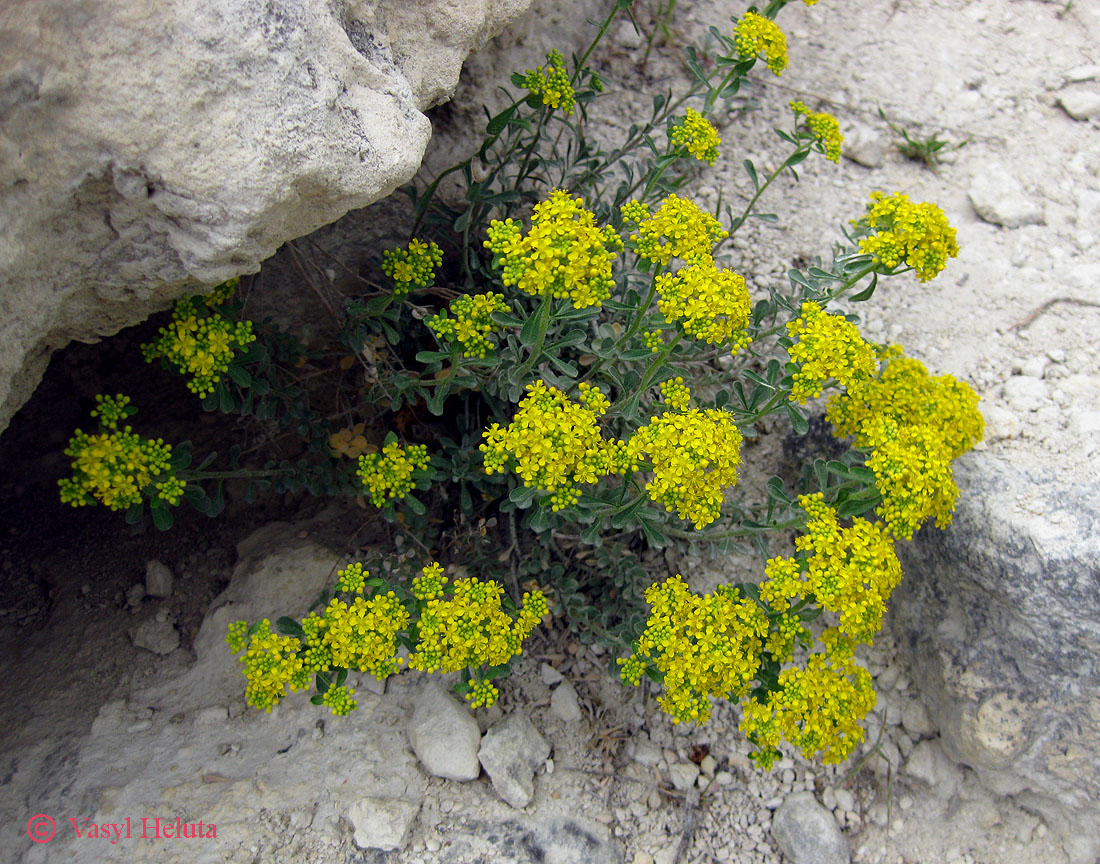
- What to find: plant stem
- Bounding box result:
[573,272,660,390]
[516,293,555,381]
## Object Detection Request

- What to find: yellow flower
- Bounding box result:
[854,191,960,282]
[627,408,743,529]
[670,108,721,165]
[627,194,728,267]
[655,256,752,349]
[522,49,576,114]
[734,12,789,76]
[59,398,184,511]
[619,576,768,724]
[790,101,843,163]
[481,381,632,508]
[382,238,443,295]
[740,650,875,766]
[428,292,510,358]
[826,352,984,539]
[357,441,430,507]
[785,301,878,402]
[659,377,692,411]
[485,190,622,309]
[409,576,546,682]
[141,294,256,398]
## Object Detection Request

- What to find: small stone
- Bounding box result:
[901,699,935,739]
[1002,376,1048,413]
[1047,348,1067,363]
[348,797,421,851]
[1058,87,1100,120]
[540,663,564,686]
[1067,64,1100,83]
[904,740,961,799]
[545,757,554,775]
[615,19,645,50]
[479,712,551,808]
[715,771,734,786]
[669,762,700,791]
[195,706,229,724]
[633,852,655,864]
[772,791,850,864]
[632,742,662,766]
[549,679,583,724]
[145,559,174,598]
[1070,411,1100,436]
[834,788,855,813]
[899,795,913,811]
[127,720,152,733]
[843,124,886,168]
[131,618,179,655]
[126,583,146,609]
[700,754,717,777]
[969,163,1045,227]
[407,681,481,781]
[876,666,901,692]
[822,787,837,810]
[1021,356,1046,379]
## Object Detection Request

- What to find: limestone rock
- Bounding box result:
[130,618,179,655]
[0,0,534,432]
[892,453,1100,863]
[407,680,482,781]
[771,791,850,864]
[426,814,622,864]
[479,711,550,808]
[842,124,886,168]
[144,559,173,599]
[549,678,583,723]
[348,796,421,851]
[1058,87,1100,120]
[968,163,1045,227]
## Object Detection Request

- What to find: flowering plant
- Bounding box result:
[63,0,981,768]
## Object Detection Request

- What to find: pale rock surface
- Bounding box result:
[17,528,426,863]
[1057,87,1100,120]
[549,678,583,723]
[478,711,551,808]
[407,679,482,781]
[130,618,179,655]
[968,162,1045,227]
[0,0,533,433]
[771,791,850,864]
[144,559,173,599]
[893,455,1100,863]
[842,124,887,169]
[348,796,421,851]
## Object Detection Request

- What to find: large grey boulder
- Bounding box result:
[892,454,1100,864]
[0,0,531,432]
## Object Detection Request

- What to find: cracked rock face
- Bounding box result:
[0,0,531,432]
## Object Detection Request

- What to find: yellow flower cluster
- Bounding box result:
[322,685,357,716]
[790,101,843,163]
[357,442,430,507]
[141,294,256,399]
[786,301,878,402]
[627,408,743,528]
[655,256,752,349]
[734,12,789,75]
[855,191,960,282]
[382,238,444,295]
[622,194,728,267]
[304,589,409,678]
[485,190,622,309]
[481,381,632,510]
[619,576,769,724]
[761,494,902,645]
[427,292,510,358]
[59,395,184,511]
[643,330,664,352]
[230,619,309,713]
[203,277,239,307]
[670,107,722,165]
[522,49,575,114]
[740,649,875,767]
[659,377,692,411]
[827,355,984,539]
[409,570,548,707]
